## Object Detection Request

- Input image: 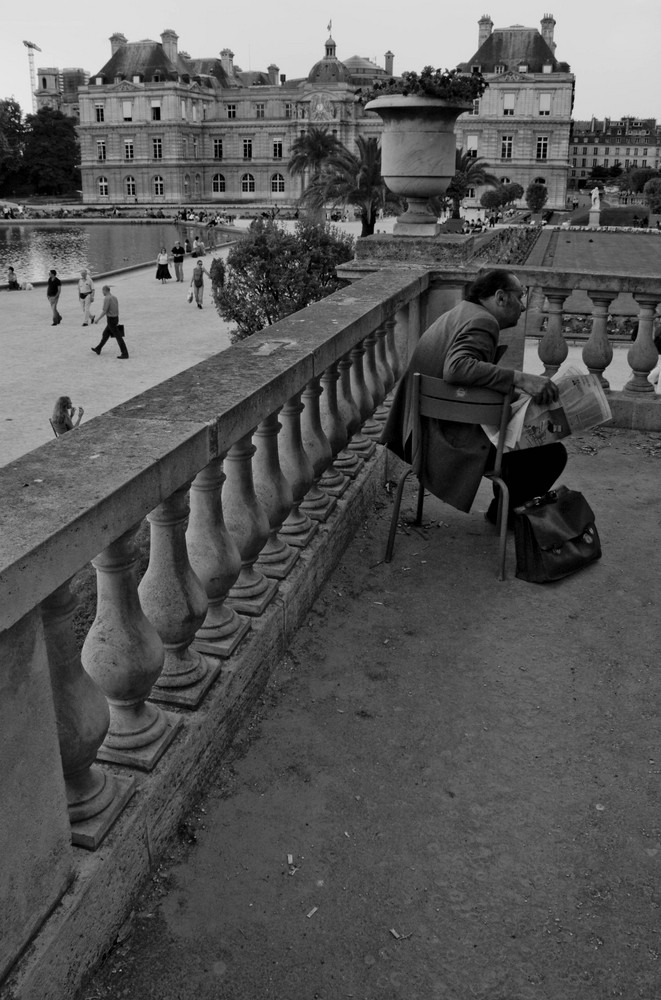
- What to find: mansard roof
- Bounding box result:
[94,40,194,82]
[459,26,570,74]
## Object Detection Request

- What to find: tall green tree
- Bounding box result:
[300,136,398,237]
[22,107,80,195]
[0,98,25,195]
[289,126,343,188]
[211,220,354,342]
[643,178,661,214]
[446,151,498,219]
[525,181,548,214]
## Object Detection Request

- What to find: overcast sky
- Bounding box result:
[2,0,658,123]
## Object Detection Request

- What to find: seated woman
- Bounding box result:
[7,266,20,290]
[51,396,84,436]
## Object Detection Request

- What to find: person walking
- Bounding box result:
[46,269,62,325]
[91,285,129,359]
[171,240,185,282]
[190,260,211,309]
[78,270,95,326]
[155,248,171,283]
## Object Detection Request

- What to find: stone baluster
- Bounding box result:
[319,362,356,489]
[223,432,278,615]
[253,410,300,579]
[583,291,616,389]
[41,581,135,849]
[187,458,250,658]
[299,377,337,522]
[377,320,396,399]
[538,287,570,377]
[278,393,319,547]
[350,340,380,443]
[340,352,376,461]
[138,485,220,708]
[624,294,661,395]
[362,329,387,437]
[81,526,181,771]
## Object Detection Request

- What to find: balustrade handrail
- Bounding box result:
[0,266,430,635]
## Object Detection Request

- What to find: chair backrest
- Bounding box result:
[411,373,513,474]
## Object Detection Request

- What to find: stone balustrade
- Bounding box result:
[2,261,660,999]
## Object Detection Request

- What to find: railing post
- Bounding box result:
[624,294,661,395]
[41,581,135,848]
[350,341,380,446]
[320,361,361,484]
[278,393,319,547]
[223,432,279,615]
[377,320,396,399]
[362,329,387,438]
[339,352,376,461]
[253,410,300,578]
[187,458,251,658]
[583,291,616,389]
[139,485,220,708]
[0,608,74,978]
[538,287,570,377]
[82,526,182,771]
[300,376,337,522]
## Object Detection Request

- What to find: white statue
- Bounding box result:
[591,186,601,210]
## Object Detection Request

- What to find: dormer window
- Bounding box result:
[471,65,482,74]
[542,64,553,74]
[494,65,505,75]
[95,77,104,86]
[132,75,142,84]
[518,64,528,73]
[153,74,162,83]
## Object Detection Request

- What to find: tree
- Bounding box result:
[643,177,661,214]
[525,181,548,214]
[0,98,25,195]
[501,181,524,206]
[618,167,659,195]
[288,126,343,188]
[446,151,498,219]
[22,107,80,195]
[480,188,504,211]
[301,136,398,237]
[211,220,355,342]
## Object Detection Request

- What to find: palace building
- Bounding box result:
[74,30,390,207]
[454,14,574,210]
[54,16,575,211]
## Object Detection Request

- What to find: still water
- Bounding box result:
[0,222,184,283]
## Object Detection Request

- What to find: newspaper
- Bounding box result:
[483,367,612,452]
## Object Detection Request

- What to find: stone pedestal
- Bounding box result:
[588,208,601,228]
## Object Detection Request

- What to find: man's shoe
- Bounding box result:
[197,303,202,309]
[116,355,129,359]
[82,322,88,327]
[91,347,101,354]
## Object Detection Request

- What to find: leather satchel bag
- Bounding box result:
[513,485,601,583]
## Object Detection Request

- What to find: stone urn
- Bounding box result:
[365,95,471,237]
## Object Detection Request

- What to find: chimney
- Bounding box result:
[110,33,127,56]
[268,63,279,86]
[280,73,287,84]
[384,50,394,76]
[540,13,556,53]
[160,29,179,64]
[220,48,234,77]
[478,15,493,48]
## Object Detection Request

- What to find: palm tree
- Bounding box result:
[300,136,399,237]
[288,126,344,192]
[446,151,499,219]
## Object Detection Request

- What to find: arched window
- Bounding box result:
[98,176,109,197]
[212,173,226,193]
[125,176,136,197]
[500,176,511,184]
[183,174,190,197]
[194,173,201,196]
[153,175,164,196]
[271,173,285,193]
[241,173,255,193]
[534,176,546,185]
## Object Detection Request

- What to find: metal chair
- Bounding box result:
[384,374,514,580]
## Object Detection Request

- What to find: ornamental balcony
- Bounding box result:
[1,262,660,999]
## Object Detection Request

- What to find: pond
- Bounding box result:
[0,222,222,283]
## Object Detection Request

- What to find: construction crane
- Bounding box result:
[23,40,42,112]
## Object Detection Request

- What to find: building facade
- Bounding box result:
[36,67,89,119]
[75,30,388,207]
[454,14,574,211]
[569,117,661,189]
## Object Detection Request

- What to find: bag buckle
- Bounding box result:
[528,490,557,509]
